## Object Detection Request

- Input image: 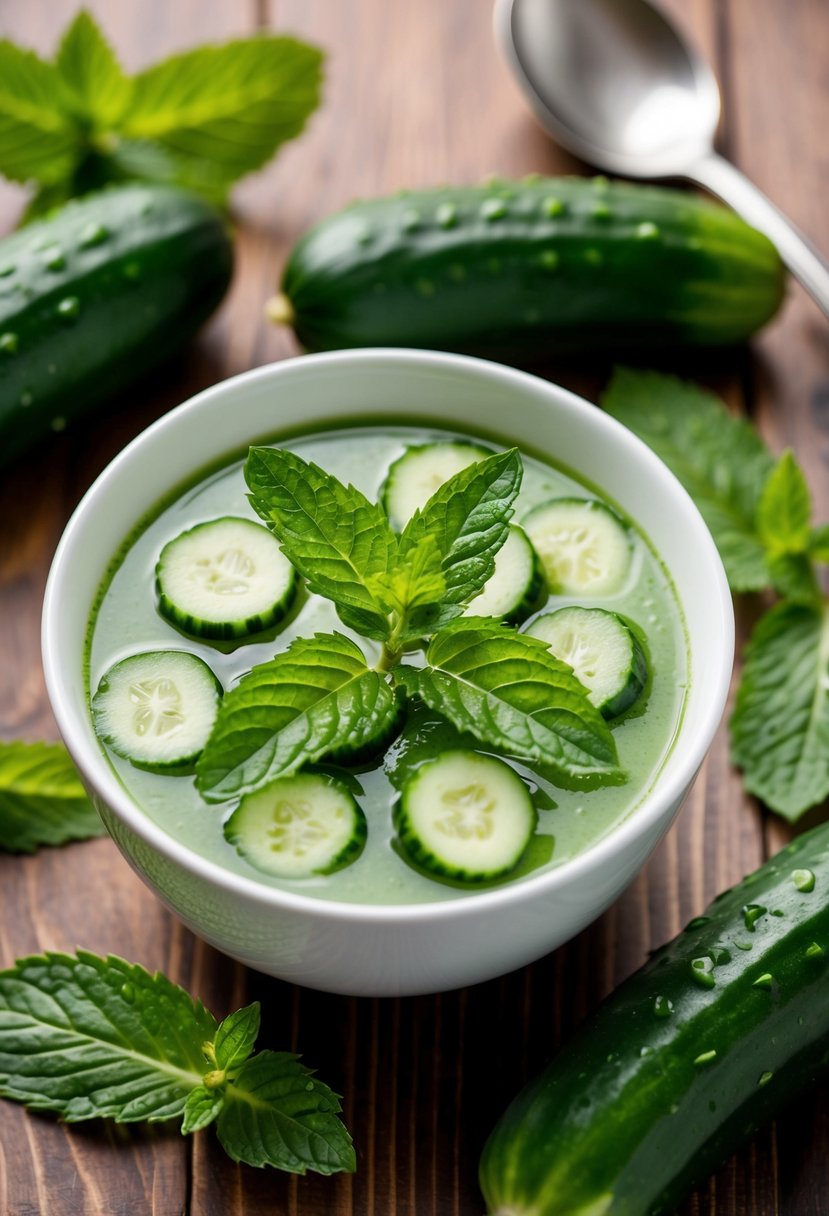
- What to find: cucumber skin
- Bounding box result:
[0,184,233,467]
[279,177,785,359]
[479,821,829,1216]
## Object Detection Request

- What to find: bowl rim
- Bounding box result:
[42,348,734,926]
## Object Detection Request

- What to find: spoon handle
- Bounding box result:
[688,152,829,319]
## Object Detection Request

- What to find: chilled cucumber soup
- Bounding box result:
[87,421,689,905]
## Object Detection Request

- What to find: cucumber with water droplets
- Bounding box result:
[479,820,829,1216]
[0,183,233,467]
[269,176,785,359]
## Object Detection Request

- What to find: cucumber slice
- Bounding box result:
[523,497,631,595]
[156,516,298,640]
[395,750,537,883]
[224,773,367,879]
[463,524,542,623]
[381,441,490,529]
[526,606,648,718]
[92,650,222,771]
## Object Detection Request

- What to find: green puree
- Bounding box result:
[87,422,688,906]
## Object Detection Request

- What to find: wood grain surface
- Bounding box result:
[0,1,827,1212]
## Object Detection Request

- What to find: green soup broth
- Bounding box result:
[87,421,689,905]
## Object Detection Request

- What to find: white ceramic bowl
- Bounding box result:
[42,349,733,997]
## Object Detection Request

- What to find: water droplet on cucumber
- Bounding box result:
[792,868,815,892]
[481,198,507,221]
[742,904,767,932]
[636,221,661,240]
[758,1070,773,1087]
[56,296,80,321]
[694,1050,717,1066]
[0,331,18,354]
[542,196,565,218]
[685,916,711,931]
[436,203,458,229]
[690,956,716,988]
[652,995,673,1018]
[753,973,774,990]
[42,247,66,272]
[79,222,109,249]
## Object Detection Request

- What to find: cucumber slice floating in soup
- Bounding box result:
[463,524,542,623]
[381,440,490,529]
[92,650,222,771]
[395,750,537,883]
[156,516,298,640]
[224,773,367,879]
[523,497,631,595]
[526,606,648,719]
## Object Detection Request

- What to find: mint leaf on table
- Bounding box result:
[756,450,812,555]
[398,619,620,785]
[396,448,522,639]
[0,951,354,1176]
[0,15,323,212]
[0,740,105,853]
[196,632,398,802]
[216,1050,355,1174]
[731,601,829,820]
[601,368,775,592]
[54,10,131,127]
[120,37,323,195]
[0,951,215,1121]
[0,42,78,186]
[213,1002,261,1072]
[246,446,397,641]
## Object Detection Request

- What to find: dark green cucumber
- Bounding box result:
[480,822,829,1216]
[271,176,785,359]
[0,184,233,466]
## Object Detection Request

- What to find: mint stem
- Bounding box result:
[377,644,401,672]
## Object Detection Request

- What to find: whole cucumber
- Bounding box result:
[0,184,233,467]
[479,821,829,1216]
[270,176,785,358]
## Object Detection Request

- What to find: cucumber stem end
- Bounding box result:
[265,292,295,328]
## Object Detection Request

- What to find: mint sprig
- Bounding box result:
[398,619,620,784]
[601,368,775,592]
[0,951,354,1176]
[196,632,398,802]
[0,739,105,853]
[0,11,323,212]
[601,367,829,820]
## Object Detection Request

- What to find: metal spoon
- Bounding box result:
[495,0,829,316]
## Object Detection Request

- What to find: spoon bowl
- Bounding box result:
[495,0,829,315]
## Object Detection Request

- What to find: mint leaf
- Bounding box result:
[731,601,829,820]
[0,42,78,185]
[196,632,398,801]
[369,532,446,619]
[601,368,775,592]
[121,37,323,188]
[757,450,812,554]
[55,11,130,126]
[214,1002,260,1072]
[765,553,820,603]
[0,740,105,853]
[182,1084,224,1133]
[397,449,522,636]
[217,1050,355,1175]
[246,447,397,641]
[0,951,215,1121]
[809,523,829,563]
[398,619,620,784]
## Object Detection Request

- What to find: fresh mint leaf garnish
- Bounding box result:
[0,42,77,186]
[398,619,620,783]
[55,10,130,127]
[122,38,323,192]
[216,1050,355,1175]
[809,523,829,563]
[0,15,323,208]
[0,951,353,1177]
[0,951,216,1121]
[196,632,399,802]
[396,448,522,637]
[0,740,105,853]
[731,601,829,820]
[601,368,775,592]
[246,446,398,641]
[213,1002,261,1071]
[764,552,820,604]
[756,450,812,556]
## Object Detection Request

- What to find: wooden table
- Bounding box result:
[1,1,827,1212]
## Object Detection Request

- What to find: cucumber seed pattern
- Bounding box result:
[129,676,185,739]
